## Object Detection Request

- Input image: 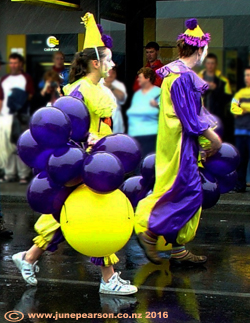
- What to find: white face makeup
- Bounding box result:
[197,44,208,66]
[101,48,115,78]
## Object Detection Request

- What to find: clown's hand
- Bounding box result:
[87,133,99,147]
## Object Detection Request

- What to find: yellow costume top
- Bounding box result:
[63,77,116,139]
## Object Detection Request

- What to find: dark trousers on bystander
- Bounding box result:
[235,135,250,191]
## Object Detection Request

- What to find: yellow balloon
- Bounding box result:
[60,184,134,257]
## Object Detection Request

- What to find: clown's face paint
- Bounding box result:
[197,45,208,66]
[101,48,115,78]
[200,45,208,64]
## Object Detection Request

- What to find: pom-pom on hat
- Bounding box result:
[97,24,113,49]
[178,18,210,47]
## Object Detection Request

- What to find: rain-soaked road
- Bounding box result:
[0,184,250,323]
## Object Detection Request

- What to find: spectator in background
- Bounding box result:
[39,51,69,89]
[199,53,233,142]
[0,52,13,238]
[31,70,62,115]
[0,52,5,70]
[133,42,163,92]
[0,53,34,184]
[0,53,6,179]
[127,67,160,158]
[103,66,127,133]
[231,66,250,192]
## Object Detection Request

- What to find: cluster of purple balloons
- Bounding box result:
[18,96,142,215]
[120,142,240,211]
[86,133,142,193]
[18,96,90,215]
[120,153,156,208]
[200,143,240,209]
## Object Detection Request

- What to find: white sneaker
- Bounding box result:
[117,272,130,285]
[99,272,138,295]
[12,252,39,286]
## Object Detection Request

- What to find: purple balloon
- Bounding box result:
[47,146,85,187]
[30,107,72,148]
[199,168,220,209]
[27,172,72,214]
[82,152,125,193]
[52,187,75,222]
[120,176,148,208]
[17,130,54,169]
[92,134,142,173]
[32,168,43,176]
[199,167,217,182]
[53,96,90,142]
[140,153,155,189]
[203,143,240,176]
[200,108,224,138]
[216,171,238,194]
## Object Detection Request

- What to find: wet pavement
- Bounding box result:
[0,183,250,322]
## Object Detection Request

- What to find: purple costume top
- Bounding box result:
[135,60,210,244]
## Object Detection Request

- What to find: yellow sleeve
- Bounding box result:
[220,76,232,95]
[231,91,243,115]
[225,79,232,95]
[198,70,205,79]
[240,102,250,111]
[79,82,116,118]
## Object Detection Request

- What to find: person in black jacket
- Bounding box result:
[199,53,233,142]
[31,70,62,115]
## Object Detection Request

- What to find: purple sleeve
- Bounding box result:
[170,74,209,136]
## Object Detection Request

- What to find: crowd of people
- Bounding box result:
[0,16,250,274]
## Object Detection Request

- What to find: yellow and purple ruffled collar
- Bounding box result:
[156,60,209,94]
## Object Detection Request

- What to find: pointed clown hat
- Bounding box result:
[178,18,210,47]
[81,12,104,49]
[81,12,113,50]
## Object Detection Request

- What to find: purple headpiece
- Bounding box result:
[177,18,211,47]
[97,24,113,49]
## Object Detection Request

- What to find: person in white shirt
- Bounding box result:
[0,53,34,184]
[0,53,13,238]
[103,66,127,133]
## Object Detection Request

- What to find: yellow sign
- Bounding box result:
[11,0,79,9]
[46,36,59,48]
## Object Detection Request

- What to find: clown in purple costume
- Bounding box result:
[135,19,222,265]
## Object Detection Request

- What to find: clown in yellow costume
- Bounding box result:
[11,13,137,296]
[136,18,222,266]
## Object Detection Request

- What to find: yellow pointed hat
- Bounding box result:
[178,18,210,47]
[81,12,104,50]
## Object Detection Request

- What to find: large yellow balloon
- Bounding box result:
[60,184,134,257]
